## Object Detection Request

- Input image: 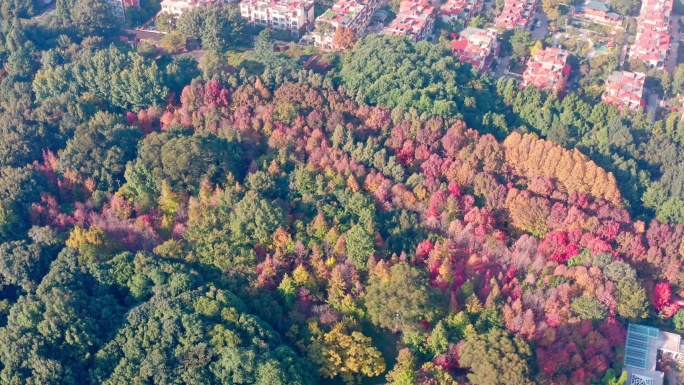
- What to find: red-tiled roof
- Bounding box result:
[602,71,645,110]
[521,47,570,92]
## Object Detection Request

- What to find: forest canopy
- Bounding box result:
[1,12,684,385]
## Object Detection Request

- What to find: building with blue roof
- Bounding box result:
[624,323,684,385]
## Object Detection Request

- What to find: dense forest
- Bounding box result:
[2,4,684,385]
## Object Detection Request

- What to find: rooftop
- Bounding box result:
[624,323,684,385]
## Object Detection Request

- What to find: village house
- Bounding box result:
[602,71,646,110]
[438,0,483,26]
[313,0,374,49]
[571,1,621,25]
[382,0,435,41]
[451,27,500,73]
[240,0,316,37]
[629,0,673,70]
[494,0,537,29]
[521,47,570,93]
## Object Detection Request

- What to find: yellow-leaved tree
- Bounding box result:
[306,322,386,384]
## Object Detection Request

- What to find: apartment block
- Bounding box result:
[160,0,225,16]
[240,0,316,37]
[107,0,127,19]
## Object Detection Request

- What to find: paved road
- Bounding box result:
[647,93,658,125]
[31,5,55,20]
[494,56,510,77]
[618,20,631,66]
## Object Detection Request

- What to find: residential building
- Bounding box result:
[107,0,127,19]
[629,0,673,70]
[381,0,435,41]
[623,323,684,385]
[438,0,483,25]
[240,0,316,37]
[451,27,500,73]
[521,47,571,93]
[494,0,537,29]
[571,1,621,25]
[160,0,225,16]
[602,71,646,110]
[313,0,373,49]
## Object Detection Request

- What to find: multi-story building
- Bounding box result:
[571,1,621,25]
[160,0,193,15]
[313,0,373,49]
[629,0,673,70]
[382,0,435,42]
[240,0,316,37]
[107,0,127,19]
[160,0,225,16]
[438,0,483,25]
[521,47,571,93]
[451,27,500,73]
[494,0,537,29]
[601,71,646,110]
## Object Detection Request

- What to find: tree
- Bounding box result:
[530,40,543,56]
[541,0,561,20]
[125,132,242,198]
[155,11,176,32]
[508,28,535,58]
[332,26,356,50]
[33,47,169,110]
[611,0,640,16]
[628,58,649,74]
[70,0,119,32]
[459,329,532,385]
[615,279,648,320]
[672,64,684,95]
[0,248,124,384]
[90,280,316,385]
[674,309,684,331]
[571,295,608,320]
[340,35,494,118]
[58,112,141,192]
[0,0,42,18]
[253,28,277,63]
[469,15,487,28]
[0,167,47,242]
[386,348,418,385]
[365,262,443,333]
[0,239,56,292]
[230,191,285,246]
[177,5,246,51]
[306,322,386,384]
[345,224,375,270]
[159,33,186,53]
[136,42,158,59]
[315,21,334,40]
